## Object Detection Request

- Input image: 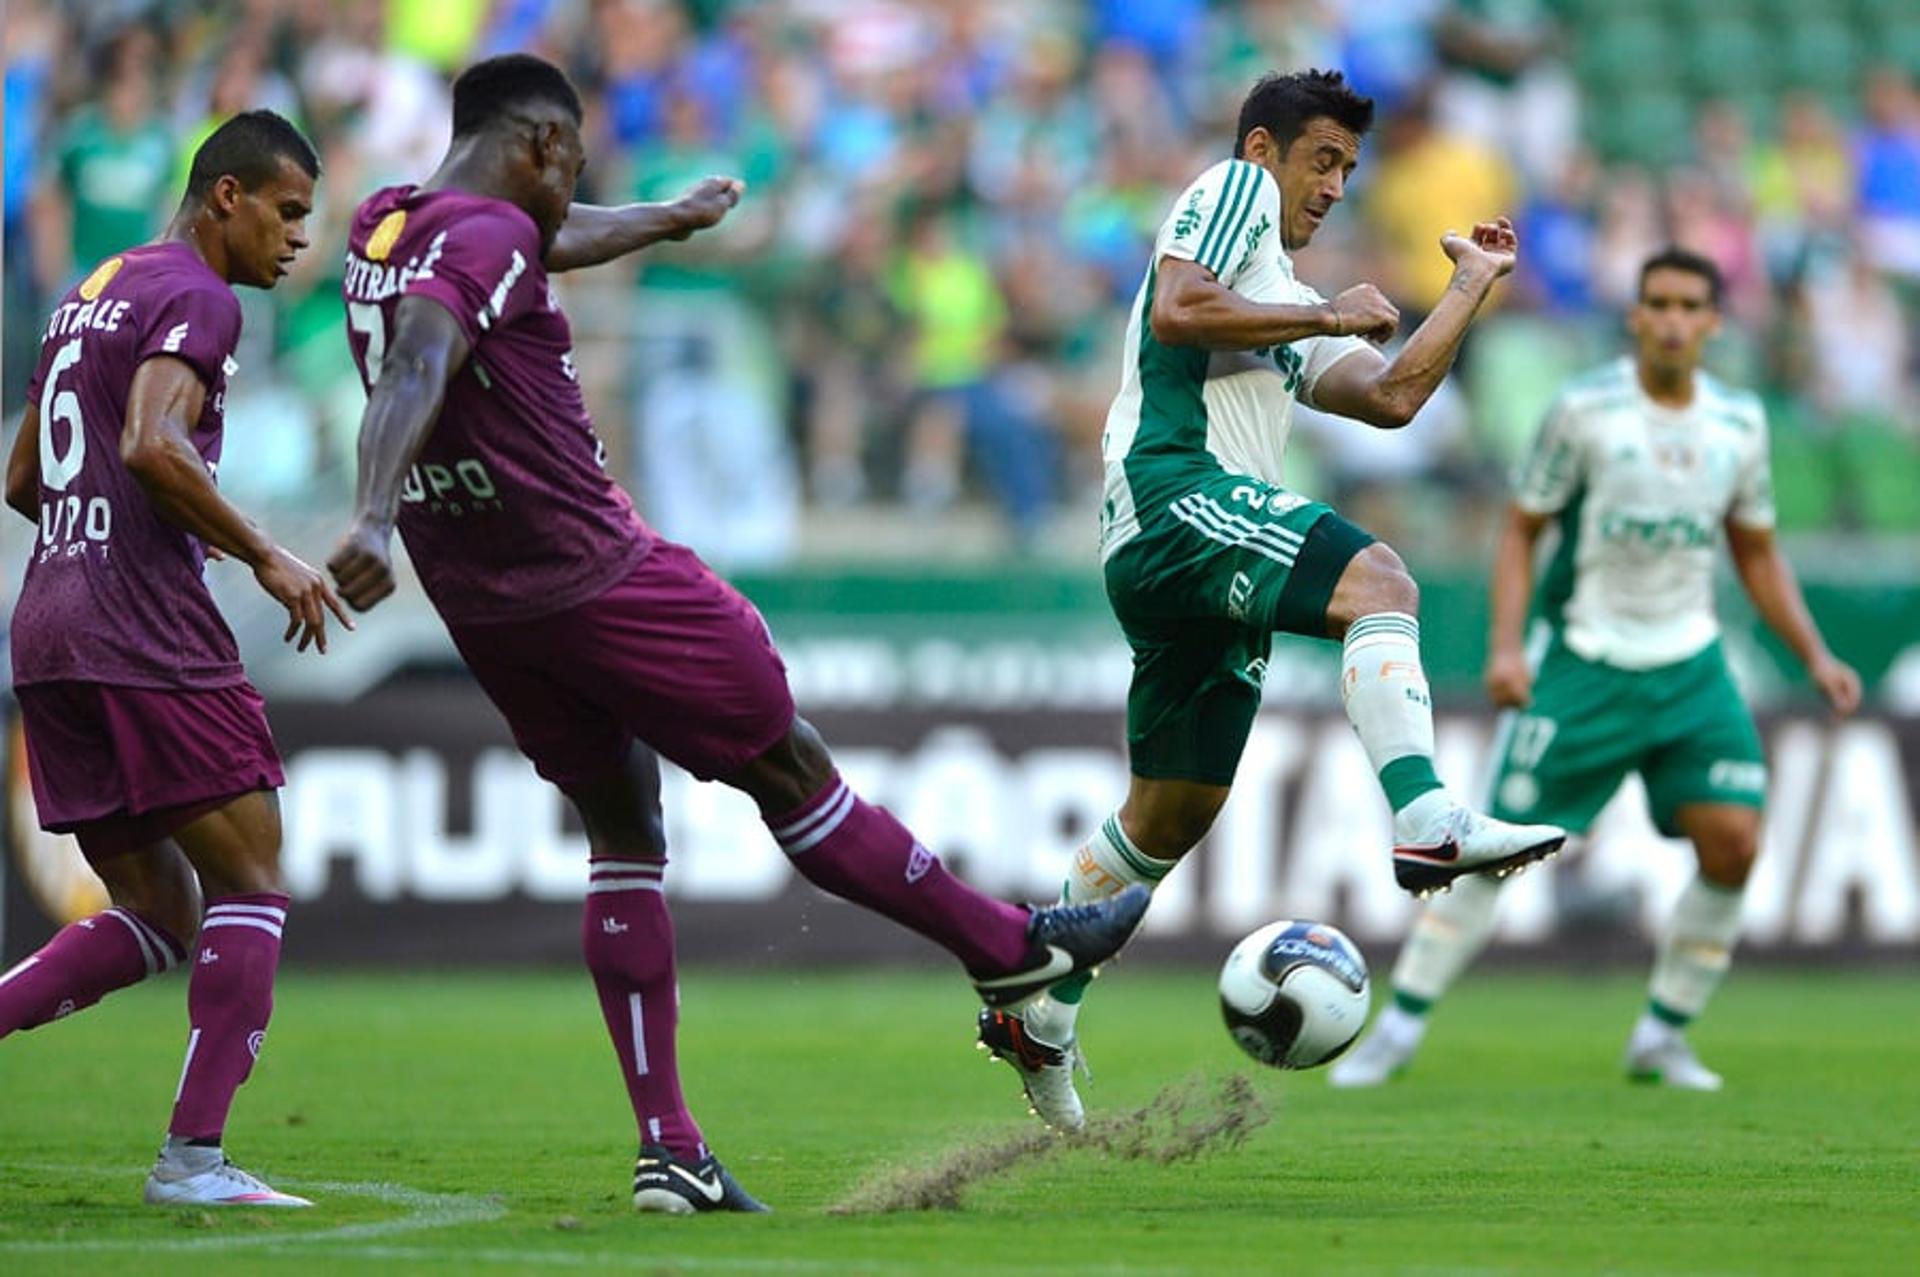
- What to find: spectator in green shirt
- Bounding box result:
[32,25,175,295]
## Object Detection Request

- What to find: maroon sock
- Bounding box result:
[0,908,185,1037]
[765,774,1032,975]
[583,859,705,1160]
[168,894,287,1142]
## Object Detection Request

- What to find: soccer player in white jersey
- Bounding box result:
[1331,248,1862,1092]
[977,69,1566,1130]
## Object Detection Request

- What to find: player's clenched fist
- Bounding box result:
[1328,283,1399,343]
[669,177,745,239]
[326,517,398,612]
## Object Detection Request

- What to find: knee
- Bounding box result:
[1122,797,1221,860]
[1329,543,1419,633]
[730,717,836,814]
[1697,830,1759,888]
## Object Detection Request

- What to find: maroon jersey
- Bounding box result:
[341,185,649,624]
[11,242,245,690]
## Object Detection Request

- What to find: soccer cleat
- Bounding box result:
[143,1147,312,1207]
[1624,1029,1724,1092]
[1392,807,1566,898]
[632,1143,770,1214]
[971,884,1150,1008]
[976,1007,1088,1132]
[1327,1017,1422,1089]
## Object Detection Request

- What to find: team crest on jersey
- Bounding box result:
[78,256,124,301]
[367,210,408,262]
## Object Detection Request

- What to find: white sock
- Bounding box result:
[1024,813,1176,1045]
[1391,871,1504,1008]
[1341,612,1451,834]
[1648,875,1746,1026]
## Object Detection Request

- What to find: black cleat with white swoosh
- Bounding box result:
[632,1144,770,1215]
[971,884,1151,1008]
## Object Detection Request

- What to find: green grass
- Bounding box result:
[1,968,1915,1275]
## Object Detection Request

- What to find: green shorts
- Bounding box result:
[1488,635,1766,837]
[1105,467,1374,785]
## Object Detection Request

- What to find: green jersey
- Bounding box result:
[1100,159,1370,564]
[1516,358,1776,671]
[51,108,174,282]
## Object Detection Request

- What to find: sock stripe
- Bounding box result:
[202,916,284,939]
[0,956,40,990]
[1345,620,1421,644]
[777,784,857,855]
[588,878,666,894]
[768,780,851,841]
[173,1027,202,1103]
[105,909,164,976]
[1102,816,1171,882]
[591,860,664,879]
[628,992,650,1076]
[120,909,185,972]
[205,903,287,923]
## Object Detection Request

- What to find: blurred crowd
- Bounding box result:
[6,0,1920,564]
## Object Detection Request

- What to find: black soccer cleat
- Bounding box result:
[632,1143,770,1215]
[971,884,1151,1008]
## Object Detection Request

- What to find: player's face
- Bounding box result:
[528,117,585,252]
[1629,268,1720,375]
[1265,118,1361,250]
[221,157,314,289]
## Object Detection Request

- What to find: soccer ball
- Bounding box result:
[1218,919,1370,1069]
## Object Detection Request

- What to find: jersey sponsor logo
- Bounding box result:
[343,230,447,302]
[162,321,191,353]
[1233,213,1271,276]
[221,355,239,378]
[1708,760,1767,794]
[477,250,528,332]
[400,457,505,517]
[42,296,134,342]
[78,256,124,301]
[905,844,934,883]
[1598,510,1715,550]
[366,209,407,262]
[1173,185,1206,240]
[1227,570,1255,622]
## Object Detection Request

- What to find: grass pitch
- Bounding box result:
[1,967,1914,1275]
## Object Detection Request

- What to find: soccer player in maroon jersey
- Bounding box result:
[325,54,1147,1214]
[2,111,351,1207]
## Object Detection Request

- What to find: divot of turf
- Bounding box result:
[828,1074,1270,1214]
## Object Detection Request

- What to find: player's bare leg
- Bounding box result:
[1625,804,1757,1092]
[564,748,769,1215]
[144,791,308,1207]
[1328,544,1565,896]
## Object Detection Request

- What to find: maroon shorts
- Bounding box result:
[446,540,797,787]
[15,679,284,861]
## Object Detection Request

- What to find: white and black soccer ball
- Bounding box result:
[1218,919,1370,1069]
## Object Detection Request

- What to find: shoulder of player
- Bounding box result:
[1553,360,1635,417]
[1695,373,1766,433]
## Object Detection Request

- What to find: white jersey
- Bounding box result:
[1515,358,1776,670]
[1099,159,1371,561]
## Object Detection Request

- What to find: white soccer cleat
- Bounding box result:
[143,1146,312,1208]
[1624,1026,1724,1092]
[1393,805,1566,898]
[1327,1016,1422,1089]
[976,1007,1088,1132]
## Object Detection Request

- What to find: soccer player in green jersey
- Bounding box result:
[1331,248,1863,1092]
[978,70,1566,1129]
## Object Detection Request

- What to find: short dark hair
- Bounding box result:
[1234,70,1375,159]
[1638,247,1723,307]
[184,109,320,201]
[451,54,584,137]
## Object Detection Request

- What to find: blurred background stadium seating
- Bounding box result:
[6,0,1920,964]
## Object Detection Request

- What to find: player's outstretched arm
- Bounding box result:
[5,406,41,521]
[1310,217,1517,429]
[1150,256,1398,351]
[327,296,470,612]
[1485,503,1551,709]
[543,177,745,274]
[122,356,351,653]
[1726,520,1862,715]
